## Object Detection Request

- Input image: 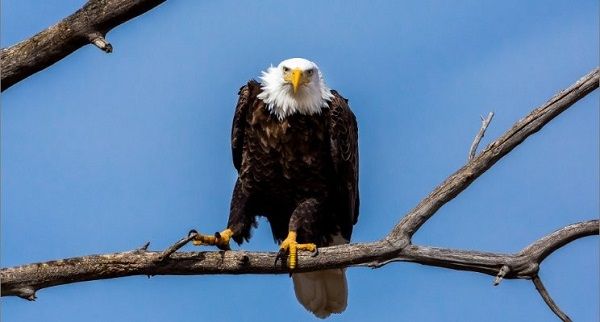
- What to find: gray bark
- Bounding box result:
[1,0,166,91]
[2,220,596,301]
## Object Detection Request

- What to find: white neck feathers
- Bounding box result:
[256,61,333,120]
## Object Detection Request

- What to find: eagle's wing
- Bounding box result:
[327,91,360,230]
[231,80,260,172]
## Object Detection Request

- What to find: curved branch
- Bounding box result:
[519,219,600,263]
[1,0,166,91]
[394,220,598,279]
[532,275,573,322]
[1,220,597,300]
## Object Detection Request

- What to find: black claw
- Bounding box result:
[188,229,198,238]
[216,243,231,251]
[311,247,319,257]
[274,249,287,266]
[214,232,231,251]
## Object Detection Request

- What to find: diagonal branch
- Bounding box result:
[1,0,166,91]
[1,68,598,304]
[388,67,599,242]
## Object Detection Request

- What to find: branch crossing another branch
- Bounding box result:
[2,68,598,321]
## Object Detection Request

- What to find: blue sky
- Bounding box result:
[1,1,598,321]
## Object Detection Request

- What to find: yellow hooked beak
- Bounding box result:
[288,68,303,94]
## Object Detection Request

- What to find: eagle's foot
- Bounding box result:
[190,228,233,251]
[275,231,317,270]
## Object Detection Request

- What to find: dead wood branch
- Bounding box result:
[389,68,598,241]
[468,112,495,160]
[1,220,596,300]
[2,69,598,315]
[0,0,166,91]
[533,275,572,322]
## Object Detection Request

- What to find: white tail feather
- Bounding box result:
[292,233,349,318]
[292,269,348,319]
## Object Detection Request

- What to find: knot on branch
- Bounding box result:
[383,232,410,250]
[14,286,37,301]
[88,32,113,53]
[493,265,510,286]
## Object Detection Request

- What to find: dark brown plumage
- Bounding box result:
[227,80,359,248]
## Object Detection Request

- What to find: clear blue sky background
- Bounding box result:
[2,1,598,321]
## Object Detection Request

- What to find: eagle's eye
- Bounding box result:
[282,66,290,73]
[306,69,314,76]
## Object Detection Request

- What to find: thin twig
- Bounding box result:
[138,242,151,252]
[493,264,510,286]
[157,232,198,262]
[469,112,494,161]
[532,275,572,322]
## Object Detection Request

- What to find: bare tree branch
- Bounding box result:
[389,67,599,241]
[0,0,166,91]
[1,220,596,300]
[468,112,494,160]
[2,69,598,307]
[532,275,572,322]
[396,220,598,278]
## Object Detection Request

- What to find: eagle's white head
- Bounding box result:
[257,58,334,120]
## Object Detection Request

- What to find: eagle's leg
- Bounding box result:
[276,198,319,269]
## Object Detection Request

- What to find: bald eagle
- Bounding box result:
[193,58,359,318]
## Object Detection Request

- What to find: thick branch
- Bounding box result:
[2,220,596,299]
[389,67,599,242]
[1,0,166,91]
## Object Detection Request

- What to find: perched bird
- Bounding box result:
[192,58,359,318]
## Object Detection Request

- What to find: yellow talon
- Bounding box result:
[278,231,317,269]
[192,228,233,250]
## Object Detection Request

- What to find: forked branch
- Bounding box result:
[2,69,598,321]
[1,220,597,299]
